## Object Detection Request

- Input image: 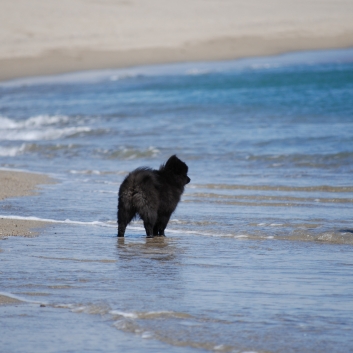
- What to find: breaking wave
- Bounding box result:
[0,115,91,141]
[0,115,69,129]
[96,146,160,160]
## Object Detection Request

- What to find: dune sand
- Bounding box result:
[0,0,353,81]
[0,170,54,237]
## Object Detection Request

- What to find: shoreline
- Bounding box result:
[1,33,353,82]
[0,170,54,238]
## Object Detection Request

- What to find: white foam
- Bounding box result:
[2,126,91,141]
[0,116,18,129]
[141,332,153,339]
[0,115,91,141]
[0,215,117,228]
[71,306,87,313]
[214,344,225,350]
[110,73,141,81]
[122,226,250,238]
[127,226,147,233]
[167,228,214,237]
[0,144,26,156]
[53,303,76,309]
[69,170,101,175]
[186,68,212,76]
[97,190,117,194]
[110,310,138,319]
[0,115,69,129]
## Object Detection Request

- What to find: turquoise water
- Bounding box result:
[1,49,353,352]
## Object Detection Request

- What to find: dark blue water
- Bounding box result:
[1,49,353,353]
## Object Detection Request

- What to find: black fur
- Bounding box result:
[117,155,190,237]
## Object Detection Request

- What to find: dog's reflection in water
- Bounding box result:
[116,235,177,263]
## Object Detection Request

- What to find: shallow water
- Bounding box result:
[1,49,353,352]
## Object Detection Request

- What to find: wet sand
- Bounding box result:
[0,218,50,238]
[1,0,353,81]
[0,170,54,237]
[0,170,53,201]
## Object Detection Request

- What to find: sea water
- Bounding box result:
[0,49,353,352]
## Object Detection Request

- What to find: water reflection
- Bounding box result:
[117,236,177,260]
[115,235,182,284]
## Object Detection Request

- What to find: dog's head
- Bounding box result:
[163,155,190,186]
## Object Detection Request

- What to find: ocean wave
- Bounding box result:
[0,143,82,157]
[70,169,103,175]
[0,144,26,156]
[110,73,144,81]
[0,115,92,141]
[186,68,212,76]
[110,309,192,320]
[1,127,91,141]
[0,115,69,129]
[96,146,160,160]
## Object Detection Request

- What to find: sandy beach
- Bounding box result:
[0,170,54,237]
[1,0,353,81]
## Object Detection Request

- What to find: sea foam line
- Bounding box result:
[0,215,252,238]
[0,115,69,129]
[0,215,116,228]
[0,215,223,237]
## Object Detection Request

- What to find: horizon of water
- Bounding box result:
[1,49,353,353]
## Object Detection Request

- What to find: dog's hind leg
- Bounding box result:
[143,221,154,238]
[117,223,126,237]
[153,214,170,236]
[117,201,135,237]
[140,208,157,238]
[153,223,165,236]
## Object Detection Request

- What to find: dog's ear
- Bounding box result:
[165,155,178,168]
[165,155,188,175]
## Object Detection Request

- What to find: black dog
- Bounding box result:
[117,155,190,237]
